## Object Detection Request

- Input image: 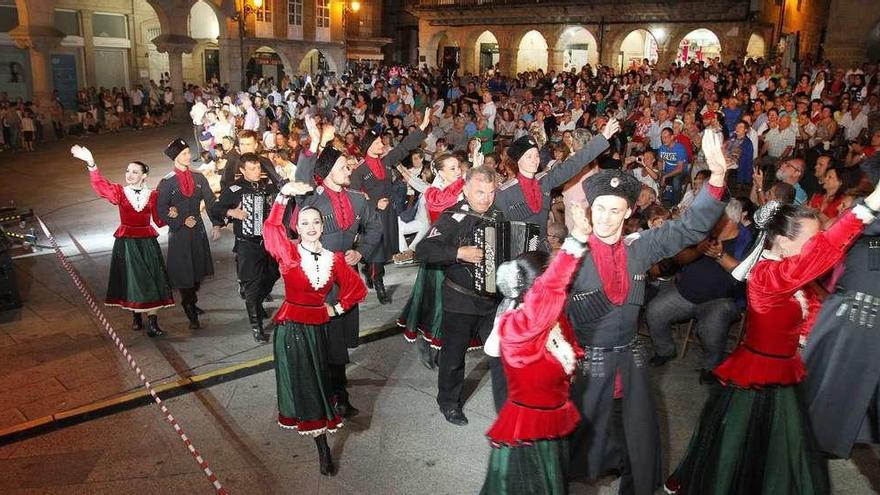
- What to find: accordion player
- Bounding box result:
[472,220,541,295]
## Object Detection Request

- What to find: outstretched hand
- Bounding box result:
[702,128,728,187]
[71,145,95,167]
[601,118,620,140]
[281,181,314,197]
[419,107,432,131]
[304,114,320,147]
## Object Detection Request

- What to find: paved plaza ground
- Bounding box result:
[0,127,879,494]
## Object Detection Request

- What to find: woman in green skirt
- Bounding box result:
[481,205,591,494]
[263,184,367,476]
[666,183,880,494]
[71,145,173,337]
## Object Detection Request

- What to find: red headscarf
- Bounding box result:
[175,167,195,197]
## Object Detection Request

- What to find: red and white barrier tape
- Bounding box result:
[36,217,228,494]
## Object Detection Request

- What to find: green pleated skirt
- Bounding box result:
[665,383,829,495]
[480,438,570,495]
[105,237,174,312]
[399,264,445,347]
[273,321,342,436]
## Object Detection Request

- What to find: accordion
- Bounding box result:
[241,192,270,237]
[473,221,541,295]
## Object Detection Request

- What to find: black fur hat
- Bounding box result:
[583,169,642,207]
[508,135,538,164]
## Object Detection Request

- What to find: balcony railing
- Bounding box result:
[417,0,703,7]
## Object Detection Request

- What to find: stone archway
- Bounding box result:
[617,29,658,72]
[746,33,767,61]
[556,26,599,73]
[187,0,225,85]
[298,48,338,75]
[676,28,722,65]
[248,45,294,83]
[516,30,548,73]
[473,30,500,74]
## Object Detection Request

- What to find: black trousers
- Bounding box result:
[437,310,497,410]
[179,283,200,306]
[235,238,279,306]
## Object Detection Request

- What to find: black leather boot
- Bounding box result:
[183,303,200,330]
[361,264,373,289]
[132,312,143,331]
[333,391,360,418]
[374,277,391,305]
[147,314,166,337]
[314,434,337,476]
[246,302,269,343]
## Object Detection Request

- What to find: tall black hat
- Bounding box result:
[583,169,642,207]
[164,138,188,161]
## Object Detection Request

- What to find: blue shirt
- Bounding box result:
[464,122,478,138]
[657,142,689,174]
[794,183,807,205]
[721,107,742,135]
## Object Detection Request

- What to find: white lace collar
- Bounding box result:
[123,185,152,212]
[297,244,334,291]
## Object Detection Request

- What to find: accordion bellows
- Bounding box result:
[473,221,541,295]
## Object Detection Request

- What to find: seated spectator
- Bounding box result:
[646,199,752,381]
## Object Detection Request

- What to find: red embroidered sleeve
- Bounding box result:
[500,242,585,367]
[263,200,298,268]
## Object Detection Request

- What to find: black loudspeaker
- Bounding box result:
[0,246,21,311]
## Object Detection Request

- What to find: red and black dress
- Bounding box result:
[666,206,876,495]
[262,198,367,435]
[89,169,174,312]
[399,177,467,348]
[481,238,586,494]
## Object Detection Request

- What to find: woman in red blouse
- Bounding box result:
[480,205,590,494]
[398,153,467,368]
[263,183,367,476]
[71,145,173,337]
[808,166,860,225]
[665,178,880,494]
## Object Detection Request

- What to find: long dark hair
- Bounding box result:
[763,204,820,246]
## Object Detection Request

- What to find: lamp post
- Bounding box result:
[233,0,264,91]
[342,0,361,71]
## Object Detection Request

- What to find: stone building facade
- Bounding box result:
[409,0,849,75]
[1,0,389,114]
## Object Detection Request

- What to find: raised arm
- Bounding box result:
[499,238,587,367]
[88,168,122,204]
[424,178,465,216]
[263,197,298,267]
[542,135,610,190]
[381,128,427,169]
[750,207,873,299]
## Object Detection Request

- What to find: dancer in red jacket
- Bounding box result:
[72,145,173,336]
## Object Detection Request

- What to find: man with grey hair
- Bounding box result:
[415,165,504,426]
[645,198,753,380]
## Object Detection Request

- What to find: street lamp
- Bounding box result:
[233,0,264,91]
[343,0,361,37]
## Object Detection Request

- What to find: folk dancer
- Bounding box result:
[71,145,173,337]
[566,130,730,495]
[263,181,367,476]
[293,116,383,418]
[156,138,224,329]
[350,109,433,303]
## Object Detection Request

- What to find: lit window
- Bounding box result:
[288,0,303,25]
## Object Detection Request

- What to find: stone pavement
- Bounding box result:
[1,127,879,494]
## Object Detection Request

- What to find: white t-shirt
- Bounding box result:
[482,101,497,130]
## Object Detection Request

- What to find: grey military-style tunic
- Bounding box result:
[494,135,609,245]
[156,171,223,289]
[565,186,727,495]
[295,151,383,363]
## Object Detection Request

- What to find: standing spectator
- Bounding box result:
[658,127,689,204]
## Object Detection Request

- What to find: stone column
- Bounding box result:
[8,25,65,108]
[549,48,565,73]
[153,34,197,121]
